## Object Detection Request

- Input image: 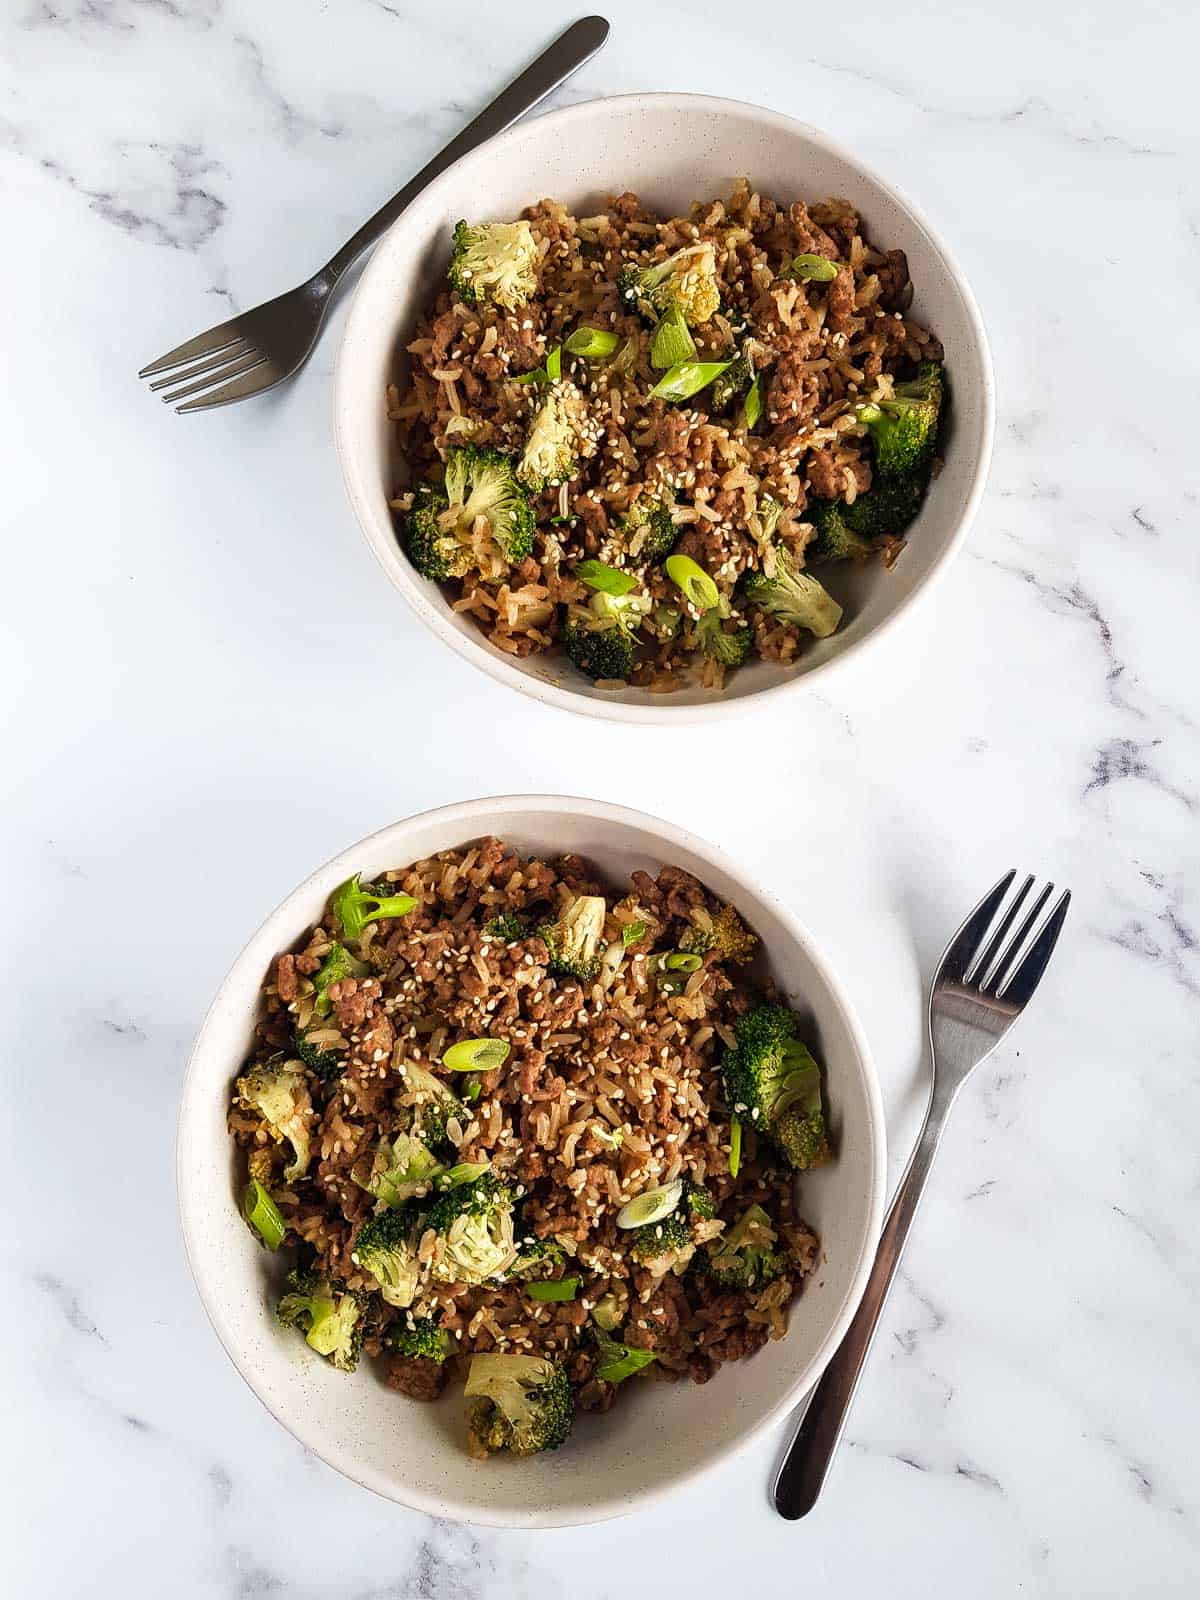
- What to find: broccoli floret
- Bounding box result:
[840,474,928,539]
[772,1044,832,1171]
[294,1030,345,1082]
[350,1206,422,1308]
[722,1004,831,1171]
[517,383,589,492]
[621,496,678,562]
[563,617,636,681]
[743,543,843,639]
[311,941,369,1016]
[329,874,417,943]
[708,351,754,415]
[386,1315,452,1363]
[537,894,607,981]
[563,588,651,683]
[235,1058,313,1183]
[426,1173,518,1285]
[508,1235,566,1281]
[705,1204,785,1291]
[360,1130,443,1207]
[616,243,720,326]
[277,1269,363,1370]
[464,1353,574,1457]
[398,1061,467,1157]
[679,903,758,965]
[404,482,473,582]
[682,1178,715,1221]
[630,1209,694,1260]
[442,445,535,566]
[482,912,524,942]
[806,500,877,565]
[448,218,538,310]
[696,608,753,669]
[856,361,944,477]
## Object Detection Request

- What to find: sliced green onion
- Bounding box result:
[622,920,646,948]
[441,1037,510,1072]
[243,1179,285,1250]
[665,553,720,613]
[664,952,702,972]
[616,1179,683,1230]
[739,375,763,430]
[729,1117,742,1178]
[513,346,562,386]
[784,253,839,282]
[649,305,696,370]
[648,359,732,403]
[526,1277,581,1302]
[438,1161,490,1188]
[462,1078,483,1104]
[596,1340,657,1383]
[565,326,620,360]
[575,560,637,596]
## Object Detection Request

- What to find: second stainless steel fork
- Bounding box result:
[773,869,1071,1519]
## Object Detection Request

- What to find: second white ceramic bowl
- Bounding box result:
[334,93,993,723]
[178,796,886,1526]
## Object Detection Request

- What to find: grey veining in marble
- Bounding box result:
[3,1,1199,1595]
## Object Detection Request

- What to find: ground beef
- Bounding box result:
[385,1354,449,1402]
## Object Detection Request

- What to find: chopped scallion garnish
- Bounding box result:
[513,345,562,385]
[622,920,646,948]
[649,305,697,370]
[575,560,637,596]
[441,1037,510,1072]
[783,253,839,283]
[565,326,620,360]
[243,1179,285,1250]
[739,374,763,430]
[648,359,732,403]
[595,1337,657,1383]
[526,1277,581,1302]
[665,553,720,613]
[663,952,702,971]
[616,1180,683,1230]
[729,1116,742,1178]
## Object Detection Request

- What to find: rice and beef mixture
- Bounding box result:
[230,839,833,1459]
[387,180,946,691]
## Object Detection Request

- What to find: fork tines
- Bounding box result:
[138,317,273,413]
[949,870,1071,1008]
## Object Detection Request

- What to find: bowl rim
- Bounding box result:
[333,91,995,726]
[176,794,888,1527]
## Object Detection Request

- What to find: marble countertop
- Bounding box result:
[5,2,1199,1594]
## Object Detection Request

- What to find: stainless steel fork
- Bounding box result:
[138,16,609,413]
[773,869,1072,1519]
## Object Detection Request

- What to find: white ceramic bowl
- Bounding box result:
[334,94,993,724]
[178,795,886,1527]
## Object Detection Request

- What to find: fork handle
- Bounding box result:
[320,17,609,284]
[773,1103,948,1519]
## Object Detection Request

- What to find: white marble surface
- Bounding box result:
[4,1,1199,1594]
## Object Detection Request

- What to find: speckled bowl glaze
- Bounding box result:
[177,796,886,1527]
[334,94,993,723]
